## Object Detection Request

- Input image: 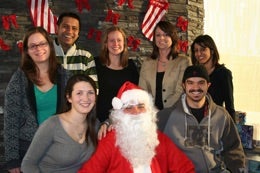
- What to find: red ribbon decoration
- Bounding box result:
[0,38,11,51]
[112,13,120,25]
[75,0,91,13]
[127,36,140,51]
[9,14,19,29]
[177,40,188,53]
[95,30,102,43]
[16,40,23,53]
[127,36,134,47]
[176,16,188,32]
[86,28,102,43]
[2,16,10,30]
[105,9,120,25]
[118,0,134,9]
[1,14,19,30]
[87,28,95,39]
[104,9,113,22]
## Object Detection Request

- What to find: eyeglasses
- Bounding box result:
[28,42,48,50]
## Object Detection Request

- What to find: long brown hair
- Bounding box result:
[151,21,179,60]
[99,26,129,67]
[191,34,220,67]
[63,74,98,147]
[21,26,59,85]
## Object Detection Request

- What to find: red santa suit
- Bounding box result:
[78,130,194,173]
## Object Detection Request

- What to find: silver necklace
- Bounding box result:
[78,132,84,139]
[158,59,167,67]
[77,126,86,140]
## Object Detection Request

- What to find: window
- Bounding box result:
[204,1,260,124]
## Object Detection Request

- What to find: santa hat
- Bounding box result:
[112,81,150,110]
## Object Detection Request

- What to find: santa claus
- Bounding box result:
[78,81,194,173]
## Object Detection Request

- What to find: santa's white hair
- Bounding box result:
[110,91,159,169]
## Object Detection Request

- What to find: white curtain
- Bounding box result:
[204,1,260,117]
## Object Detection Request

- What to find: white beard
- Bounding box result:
[110,108,159,169]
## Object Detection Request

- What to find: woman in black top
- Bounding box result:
[191,34,235,121]
[95,26,139,122]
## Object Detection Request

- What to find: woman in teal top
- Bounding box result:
[34,84,57,124]
[4,26,71,172]
[21,74,98,173]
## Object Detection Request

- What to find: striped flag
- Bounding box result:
[141,0,169,41]
[28,0,58,34]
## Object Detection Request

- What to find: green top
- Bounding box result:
[34,84,57,124]
[53,39,98,89]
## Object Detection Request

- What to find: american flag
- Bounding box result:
[141,0,169,41]
[28,0,57,34]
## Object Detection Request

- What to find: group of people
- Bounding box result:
[3,11,245,173]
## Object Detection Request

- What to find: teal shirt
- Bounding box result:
[34,85,57,124]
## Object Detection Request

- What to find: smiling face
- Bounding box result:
[107,30,124,57]
[193,43,212,65]
[183,77,211,108]
[57,16,80,51]
[154,27,172,50]
[27,33,50,65]
[67,81,96,115]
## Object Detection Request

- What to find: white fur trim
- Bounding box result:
[121,89,150,106]
[112,97,123,110]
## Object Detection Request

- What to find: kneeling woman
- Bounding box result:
[21,74,99,173]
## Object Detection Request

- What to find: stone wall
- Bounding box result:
[0,0,204,171]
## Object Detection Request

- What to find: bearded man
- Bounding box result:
[157,65,246,173]
[78,81,194,173]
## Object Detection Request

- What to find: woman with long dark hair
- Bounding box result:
[21,74,98,172]
[4,26,71,173]
[139,21,191,110]
[191,34,235,120]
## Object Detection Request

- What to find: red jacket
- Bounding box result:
[78,130,195,173]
